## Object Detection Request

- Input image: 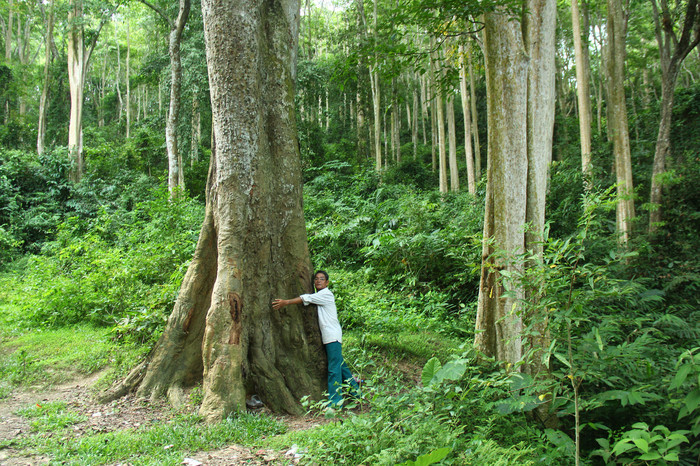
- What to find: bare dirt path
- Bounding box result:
[0,374,327,466]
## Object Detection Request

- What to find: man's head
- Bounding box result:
[314,270,329,290]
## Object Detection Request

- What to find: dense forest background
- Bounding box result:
[1,0,699,464]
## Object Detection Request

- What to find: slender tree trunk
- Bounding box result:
[67,0,86,182]
[412,84,419,159]
[606,0,635,245]
[168,0,190,195]
[115,25,123,121]
[572,0,593,182]
[191,94,201,165]
[459,44,476,194]
[371,0,381,171]
[99,52,107,127]
[4,0,12,124]
[103,0,324,422]
[447,94,459,191]
[468,45,481,179]
[67,0,109,182]
[392,77,400,163]
[4,0,11,62]
[126,19,131,139]
[428,67,437,172]
[37,0,55,156]
[433,50,447,192]
[420,73,428,146]
[648,0,700,234]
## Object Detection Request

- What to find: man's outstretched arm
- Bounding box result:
[272,296,303,310]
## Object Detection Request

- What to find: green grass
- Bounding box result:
[12,411,285,465]
[0,323,146,397]
[16,401,88,432]
[345,329,463,365]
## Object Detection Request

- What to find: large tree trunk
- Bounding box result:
[606,0,635,245]
[102,0,325,423]
[571,0,592,182]
[475,0,556,377]
[648,0,700,234]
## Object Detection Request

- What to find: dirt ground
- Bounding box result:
[0,373,330,466]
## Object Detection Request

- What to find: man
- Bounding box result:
[272,270,359,409]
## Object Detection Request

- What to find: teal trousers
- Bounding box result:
[325,341,359,407]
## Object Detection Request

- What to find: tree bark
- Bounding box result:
[168,0,189,195]
[432,40,447,192]
[475,0,556,381]
[459,44,476,194]
[412,82,419,159]
[3,0,12,124]
[37,0,55,156]
[571,0,593,183]
[371,0,382,171]
[126,19,131,139]
[447,94,459,191]
[102,0,325,423]
[115,25,123,121]
[468,45,481,179]
[67,0,86,182]
[606,0,635,245]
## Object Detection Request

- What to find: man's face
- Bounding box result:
[314,273,328,291]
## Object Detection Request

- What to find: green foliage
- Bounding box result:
[0,148,72,258]
[594,423,690,465]
[305,165,483,307]
[8,184,202,343]
[396,447,452,466]
[488,188,700,463]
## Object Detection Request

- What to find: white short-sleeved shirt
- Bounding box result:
[300,287,342,344]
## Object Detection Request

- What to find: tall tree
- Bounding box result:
[371,0,382,170]
[67,0,112,182]
[571,0,593,183]
[102,0,325,422]
[459,43,476,194]
[648,0,700,234]
[468,44,481,179]
[139,0,191,196]
[37,0,55,156]
[475,0,556,382]
[447,93,459,191]
[3,0,12,124]
[605,0,635,245]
